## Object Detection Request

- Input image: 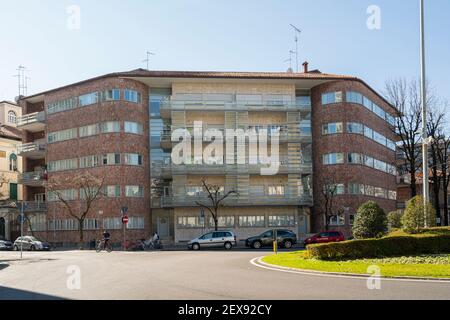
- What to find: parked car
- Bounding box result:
[245,229,297,249]
[188,231,236,250]
[303,231,345,246]
[13,236,52,251]
[0,236,13,251]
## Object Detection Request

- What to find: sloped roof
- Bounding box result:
[0,125,22,141]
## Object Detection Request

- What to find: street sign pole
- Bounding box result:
[121,207,128,251]
[20,202,24,260]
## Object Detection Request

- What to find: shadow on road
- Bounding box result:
[0,263,9,271]
[0,286,65,300]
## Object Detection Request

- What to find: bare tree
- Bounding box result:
[437,133,450,226]
[195,178,237,231]
[46,172,105,249]
[385,79,433,198]
[320,176,340,231]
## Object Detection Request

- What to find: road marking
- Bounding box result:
[250,257,450,284]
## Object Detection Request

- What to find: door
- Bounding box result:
[9,183,18,201]
[157,217,169,238]
[212,232,227,248]
[261,230,274,246]
[0,217,5,239]
[199,232,214,247]
[317,232,330,243]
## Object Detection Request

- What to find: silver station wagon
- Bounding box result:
[188,231,237,250]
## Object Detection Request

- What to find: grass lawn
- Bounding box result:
[262,251,450,279]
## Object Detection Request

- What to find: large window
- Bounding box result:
[48,219,78,231]
[48,159,78,172]
[103,218,122,230]
[101,121,120,133]
[80,155,100,168]
[238,216,265,228]
[268,186,285,196]
[177,216,203,228]
[268,215,295,227]
[48,128,77,143]
[124,121,143,135]
[348,153,363,165]
[48,189,78,202]
[124,153,143,166]
[345,91,395,126]
[125,89,142,103]
[321,92,343,105]
[323,153,344,165]
[209,216,235,228]
[79,92,99,107]
[347,122,364,134]
[47,97,77,114]
[125,186,144,198]
[127,217,145,230]
[79,124,100,138]
[83,219,100,230]
[101,89,120,101]
[8,111,17,124]
[9,154,17,171]
[346,91,363,105]
[102,153,121,165]
[322,122,343,135]
[103,186,121,198]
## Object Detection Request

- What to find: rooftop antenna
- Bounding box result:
[284,50,295,72]
[289,24,302,72]
[13,65,29,97]
[143,51,156,70]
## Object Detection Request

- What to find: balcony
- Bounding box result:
[18,171,47,187]
[23,201,47,213]
[153,194,313,208]
[17,112,46,132]
[160,98,311,118]
[17,142,46,159]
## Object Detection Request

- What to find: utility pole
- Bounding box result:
[420,0,429,227]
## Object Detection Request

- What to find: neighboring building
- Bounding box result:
[0,101,23,241]
[17,67,397,245]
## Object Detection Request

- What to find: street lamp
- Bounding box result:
[420,0,429,227]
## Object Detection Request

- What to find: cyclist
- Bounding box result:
[103,230,111,250]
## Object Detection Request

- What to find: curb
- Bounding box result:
[252,257,450,283]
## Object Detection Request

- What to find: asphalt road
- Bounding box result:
[0,250,449,300]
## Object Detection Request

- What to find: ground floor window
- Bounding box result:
[208,216,235,228]
[48,219,78,231]
[177,216,204,228]
[83,219,100,230]
[127,217,145,230]
[238,216,265,228]
[328,215,345,226]
[268,215,295,227]
[103,218,122,230]
[29,215,47,232]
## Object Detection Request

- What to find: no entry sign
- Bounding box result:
[122,215,129,225]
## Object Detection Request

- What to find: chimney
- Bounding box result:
[302,61,309,73]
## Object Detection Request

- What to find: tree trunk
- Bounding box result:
[443,189,449,226]
[410,171,417,198]
[78,221,84,250]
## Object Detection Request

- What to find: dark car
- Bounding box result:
[246,229,297,249]
[0,236,13,251]
[304,231,345,246]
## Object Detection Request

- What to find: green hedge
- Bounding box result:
[307,235,450,260]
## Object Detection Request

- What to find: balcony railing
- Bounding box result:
[153,194,313,208]
[18,171,47,186]
[17,142,46,158]
[16,112,46,132]
[23,201,47,212]
[160,99,311,113]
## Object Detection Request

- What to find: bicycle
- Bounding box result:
[96,239,113,253]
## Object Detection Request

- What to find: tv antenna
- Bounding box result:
[289,24,302,72]
[13,65,29,97]
[284,50,296,71]
[143,51,156,70]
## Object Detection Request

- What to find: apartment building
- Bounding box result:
[17,67,398,245]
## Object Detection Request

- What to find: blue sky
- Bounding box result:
[1,0,449,103]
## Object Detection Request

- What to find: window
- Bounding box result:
[125,186,144,198]
[321,92,342,105]
[83,219,100,230]
[268,186,285,196]
[124,121,143,135]
[48,189,78,202]
[48,219,78,231]
[349,183,364,195]
[186,186,204,197]
[124,153,143,166]
[101,89,120,101]
[103,186,121,198]
[363,96,373,111]
[79,92,99,107]
[373,104,386,119]
[209,216,235,228]
[346,91,363,105]
[348,153,363,165]
[177,216,203,228]
[80,155,100,168]
[322,122,343,135]
[80,188,102,201]
[364,126,373,139]
[127,217,145,230]
[103,218,122,230]
[364,155,374,168]
[79,124,100,138]
[101,121,120,133]
[236,94,263,105]
[374,159,387,172]
[125,89,142,103]
[268,215,295,227]
[323,153,344,165]
[29,214,47,232]
[374,187,387,199]
[373,131,387,146]
[238,216,265,227]
[102,153,121,165]
[329,215,345,226]
[48,159,78,172]
[388,190,397,200]
[9,154,17,171]
[347,122,364,134]
[47,98,78,114]
[48,128,77,143]
[8,111,17,124]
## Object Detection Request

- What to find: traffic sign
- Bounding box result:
[122,215,129,225]
[17,214,26,223]
[121,207,128,216]
[200,208,205,218]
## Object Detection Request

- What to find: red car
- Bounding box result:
[304,231,345,246]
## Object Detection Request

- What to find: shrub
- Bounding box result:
[402,196,436,234]
[352,201,387,239]
[387,210,403,229]
[307,235,450,260]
